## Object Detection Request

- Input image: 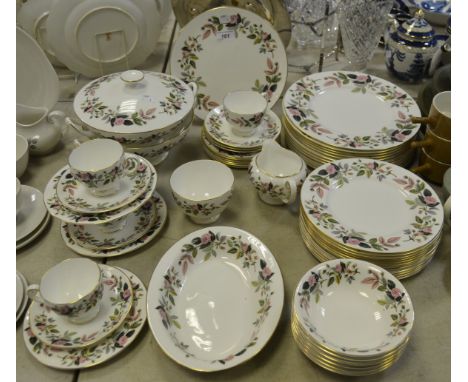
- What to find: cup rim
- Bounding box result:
[39,259,101,305]
[254,154,305,178]
[421,147,451,165]
[223,90,268,116]
[433,91,450,118]
[68,139,124,173]
[170,159,234,201]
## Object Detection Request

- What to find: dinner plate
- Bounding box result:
[56,154,152,214]
[29,265,133,350]
[283,71,421,151]
[294,259,414,357]
[170,6,287,120]
[17,186,48,241]
[23,267,147,369]
[300,158,444,254]
[147,226,284,371]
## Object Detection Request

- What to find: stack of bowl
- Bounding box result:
[299,158,444,279]
[282,71,422,169]
[201,91,282,169]
[68,70,196,166]
[43,139,167,257]
[292,259,414,376]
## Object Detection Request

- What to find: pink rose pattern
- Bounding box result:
[305,159,441,251]
[156,230,276,364]
[285,72,418,148]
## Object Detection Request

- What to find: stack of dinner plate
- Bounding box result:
[201,107,282,169]
[292,259,414,376]
[299,158,444,279]
[282,71,422,169]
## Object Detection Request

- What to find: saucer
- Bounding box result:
[16,271,29,322]
[69,195,158,250]
[56,154,152,214]
[17,214,51,251]
[23,266,147,369]
[204,107,282,150]
[61,192,167,258]
[44,163,157,225]
[29,265,133,349]
[16,186,47,241]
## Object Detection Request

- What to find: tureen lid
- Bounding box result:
[74,70,195,134]
[16,26,59,111]
[397,9,435,41]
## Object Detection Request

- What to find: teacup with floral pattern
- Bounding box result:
[223,90,268,137]
[69,139,125,197]
[26,258,103,324]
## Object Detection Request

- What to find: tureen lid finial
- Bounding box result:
[120,70,144,83]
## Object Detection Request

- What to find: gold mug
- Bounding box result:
[412,147,450,185]
[411,125,450,163]
[411,91,451,139]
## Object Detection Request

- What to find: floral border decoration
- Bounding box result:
[177,13,282,113]
[156,230,275,365]
[303,159,441,250]
[285,72,418,148]
[297,260,411,352]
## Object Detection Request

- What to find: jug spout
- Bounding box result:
[257,139,304,177]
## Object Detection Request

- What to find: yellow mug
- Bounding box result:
[412,147,450,185]
[410,125,450,163]
[411,91,451,139]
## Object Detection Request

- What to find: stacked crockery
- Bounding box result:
[282,71,421,168]
[17,177,51,250]
[16,270,29,322]
[202,91,282,169]
[292,259,414,376]
[299,158,444,279]
[23,258,148,369]
[43,139,167,257]
[68,70,196,166]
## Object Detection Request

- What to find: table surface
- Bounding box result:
[16,10,451,382]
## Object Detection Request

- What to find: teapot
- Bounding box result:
[16,104,65,155]
[384,9,446,82]
[248,139,307,205]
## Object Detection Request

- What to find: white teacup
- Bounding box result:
[223,90,268,137]
[26,258,103,324]
[69,139,125,197]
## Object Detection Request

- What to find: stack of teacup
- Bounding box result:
[202,90,282,169]
[43,139,167,257]
[411,91,451,184]
[23,258,148,369]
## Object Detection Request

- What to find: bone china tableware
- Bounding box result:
[16,26,63,156]
[170,6,287,120]
[170,160,234,224]
[299,158,444,279]
[16,178,22,215]
[17,271,29,322]
[26,259,103,324]
[16,134,29,178]
[29,264,133,349]
[16,185,48,242]
[61,191,167,258]
[292,259,414,376]
[248,140,307,205]
[223,90,268,137]
[147,226,284,371]
[282,71,421,168]
[16,271,25,313]
[68,139,127,197]
[16,214,51,251]
[23,266,147,369]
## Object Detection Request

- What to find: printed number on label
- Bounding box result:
[217,30,236,40]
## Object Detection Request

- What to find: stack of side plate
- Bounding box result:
[23,266,147,370]
[43,154,167,258]
[299,158,444,279]
[282,71,422,169]
[292,259,414,376]
[201,107,282,169]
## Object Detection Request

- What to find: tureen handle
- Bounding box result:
[64,117,97,138]
[188,82,198,96]
[281,179,297,205]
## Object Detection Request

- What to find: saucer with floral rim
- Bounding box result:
[29,265,133,349]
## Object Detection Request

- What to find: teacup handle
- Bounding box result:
[65,117,97,138]
[26,284,44,304]
[281,180,297,205]
[123,156,141,175]
[444,196,451,228]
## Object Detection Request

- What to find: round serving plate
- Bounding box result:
[147,226,284,371]
[300,158,443,254]
[170,6,288,120]
[293,259,414,357]
[23,266,147,369]
[283,71,421,151]
[61,192,167,258]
